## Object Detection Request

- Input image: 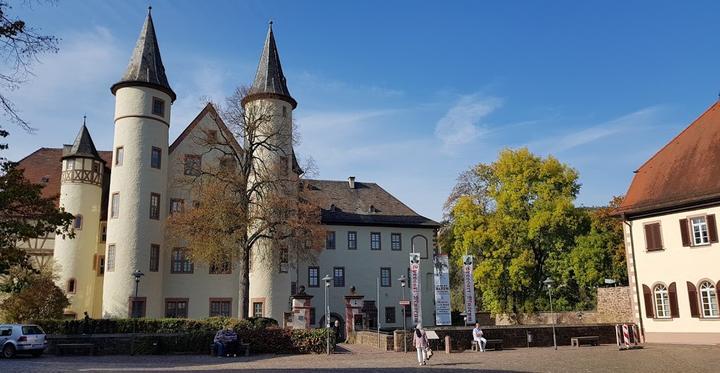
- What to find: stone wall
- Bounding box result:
[430,324,619,351]
[347,330,393,351]
[596,286,633,323]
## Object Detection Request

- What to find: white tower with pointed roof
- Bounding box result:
[102,7,175,318]
[54,121,106,318]
[244,22,299,321]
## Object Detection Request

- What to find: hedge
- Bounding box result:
[36,317,335,355]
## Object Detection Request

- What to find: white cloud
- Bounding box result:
[434,94,503,148]
[528,106,666,154]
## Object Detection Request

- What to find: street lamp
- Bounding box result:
[322,274,332,355]
[131,269,144,318]
[543,277,557,350]
[399,274,407,353]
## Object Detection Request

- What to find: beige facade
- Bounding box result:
[623,206,720,344]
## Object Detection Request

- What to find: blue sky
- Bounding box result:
[4,0,720,221]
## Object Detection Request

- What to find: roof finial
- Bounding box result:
[148,5,152,15]
[83,114,86,126]
[269,19,273,28]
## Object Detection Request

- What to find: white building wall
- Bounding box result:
[163,110,240,318]
[626,204,720,344]
[102,86,171,318]
[297,225,436,328]
[54,158,103,317]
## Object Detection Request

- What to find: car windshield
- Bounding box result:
[21,325,44,335]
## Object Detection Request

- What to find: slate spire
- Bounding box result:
[62,120,104,163]
[245,21,297,108]
[111,7,176,102]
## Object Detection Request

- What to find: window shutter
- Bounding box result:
[652,224,662,250]
[679,219,691,247]
[686,281,700,318]
[707,214,718,243]
[644,225,656,251]
[668,282,679,318]
[642,284,654,318]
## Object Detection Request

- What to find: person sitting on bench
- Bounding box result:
[214,326,238,357]
[472,323,487,352]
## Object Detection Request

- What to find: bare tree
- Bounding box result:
[0,1,59,131]
[168,87,325,319]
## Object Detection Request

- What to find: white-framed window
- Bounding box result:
[308,267,319,287]
[106,244,115,272]
[370,232,381,250]
[391,233,401,251]
[691,216,710,245]
[111,193,120,219]
[653,284,671,319]
[170,199,184,214]
[347,231,357,250]
[253,302,263,317]
[700,281,719,317]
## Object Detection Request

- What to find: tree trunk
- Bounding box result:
[239,239,251,319]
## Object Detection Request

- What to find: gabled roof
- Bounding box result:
[303,179,439,228]
[243,22,297,109]
[111,7,176,102]
[169,103,243,155]
[619,101,720,217]
[16,148,112,201]
[62,123,104,163]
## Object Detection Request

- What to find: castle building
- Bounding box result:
[618,100,720,344]
[16,9,439,328]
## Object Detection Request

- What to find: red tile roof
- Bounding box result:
[619,101,720,216]
[15,148,112,202]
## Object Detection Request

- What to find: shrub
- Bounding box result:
[1,275,69,322]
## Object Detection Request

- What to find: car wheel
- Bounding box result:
[2,344,15,358]
[31,350,43,357]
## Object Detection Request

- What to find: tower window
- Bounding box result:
[107,245,115,272]
[282,106,287,118]
[66,159,74,170]
[67,278,76,294]
[115,147,124,166]
[151,147,162,169]
[74,215,83,230]
[150,244,160,272]
[111,193,120,219]
[152,97,165,117]
[96,255,105,276]
[150,193,161,220]
[92,161,101,173]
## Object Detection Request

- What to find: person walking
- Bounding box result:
[472,322,487,352]
[413,323,429,366]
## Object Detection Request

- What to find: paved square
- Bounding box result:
[2,343,718,372]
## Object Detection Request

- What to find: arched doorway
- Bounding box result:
[319,312,345,341]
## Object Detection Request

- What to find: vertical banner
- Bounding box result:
[433,254,451,325]
[409,253,422,325]
[462,255,476,325]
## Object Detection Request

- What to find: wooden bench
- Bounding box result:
[485,339,503,350]
[471,338,503,351]
[210,341,251,357]
[571,336,599,347]
[55,343,95,356]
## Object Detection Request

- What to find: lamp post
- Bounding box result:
[399,274,407,353]
[130,269,144,356]
[543,278,557,350]
[131,269,144,318]
[322,274,332,355]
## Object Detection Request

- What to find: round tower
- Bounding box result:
[244,22,298,321]
[54,121,105,318]
[102,7,175,318]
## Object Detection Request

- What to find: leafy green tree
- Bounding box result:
[0,131,74,281]
[446,148,587,315]
[0,267,69,322]
[569,196,627,308]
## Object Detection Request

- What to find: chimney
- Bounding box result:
[348,176,356,189]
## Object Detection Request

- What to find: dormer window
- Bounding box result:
[329,204,336,212]
[152,97,165,117]
[369,205,376,213]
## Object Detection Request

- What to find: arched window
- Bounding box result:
[699,281,719,317]
[74,214,83,230]
[653,284,670,318]
[67,278,76,294]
